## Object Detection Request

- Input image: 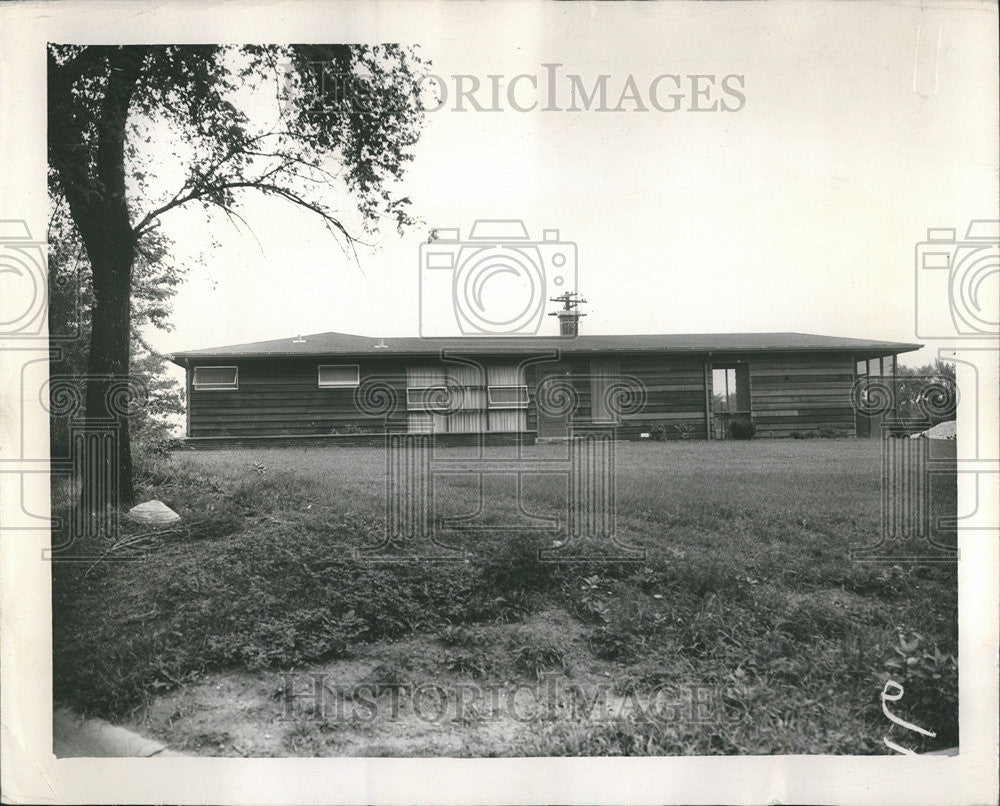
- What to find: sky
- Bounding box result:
[146,2,998,373]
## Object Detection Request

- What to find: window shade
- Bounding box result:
[318,365,360,387]
[193,366,238,389]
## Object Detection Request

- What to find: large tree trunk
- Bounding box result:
[49,47,147,518]
[82,227,138,511]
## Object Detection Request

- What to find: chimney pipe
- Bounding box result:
[548,291,587,337]
[556,310,580,337]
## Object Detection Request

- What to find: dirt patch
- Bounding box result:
[129,609,648,757]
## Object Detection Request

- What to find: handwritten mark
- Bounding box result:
[881,679,937,754]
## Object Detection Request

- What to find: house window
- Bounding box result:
[487,385,529,409]
[854,355,896,409]
[712,364,750,413]
[193,366,238,390]
[404,362,527,433]
[406,386,449,411]
[318,364,360,388]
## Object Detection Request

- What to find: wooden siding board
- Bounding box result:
[188,356,408,438]
[611,355,705,438]
[187,350,871,439]
[748,352,856,437]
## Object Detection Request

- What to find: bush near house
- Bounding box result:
[728,419,756,440]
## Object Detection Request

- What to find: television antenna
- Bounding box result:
[548,291,588,316]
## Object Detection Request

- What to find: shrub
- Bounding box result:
[649,425,668,442]
[673,423,695,440]
[728,419,756,440]
[132,427,183,481]
[471,530,558,604]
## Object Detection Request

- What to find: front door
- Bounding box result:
[535,362,572,438]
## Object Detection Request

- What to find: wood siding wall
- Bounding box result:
[524,354,707,439]
[186,356,530,438]
[615,355,707,439]
[185,350,866,440]
[187,358,408,438]
[746,351,856,437]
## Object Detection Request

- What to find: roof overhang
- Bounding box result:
[170,336,923,366]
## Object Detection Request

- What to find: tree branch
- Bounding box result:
[133,174,357,258]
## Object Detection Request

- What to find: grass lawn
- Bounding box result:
[52,438,958,756]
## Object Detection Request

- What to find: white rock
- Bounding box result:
[125,499,180,524]
[909,420,956,440]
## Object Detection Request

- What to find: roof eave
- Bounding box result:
[169,342,924,361]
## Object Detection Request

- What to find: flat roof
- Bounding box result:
[170,331,921,364]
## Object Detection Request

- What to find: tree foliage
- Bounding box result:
[47,44,430,507]
[48,197,186,460]
[49,44,427,239]
[895,358,957,426]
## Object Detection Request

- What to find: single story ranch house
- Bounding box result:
[170,328,920,446]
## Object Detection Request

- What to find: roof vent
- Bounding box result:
[373,338,389,350]
[292,335,306,343]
